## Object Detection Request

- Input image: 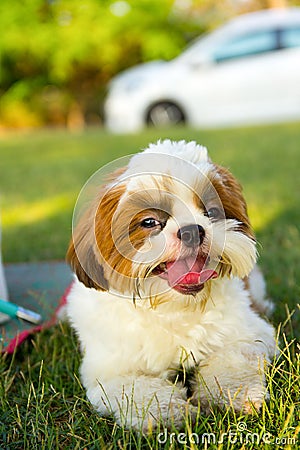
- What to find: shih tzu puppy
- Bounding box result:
[66,140,276,431]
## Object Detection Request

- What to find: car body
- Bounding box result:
[104,8,300,133]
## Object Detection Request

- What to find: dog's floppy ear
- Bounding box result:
[67,168,127,291]
[66,220,109,291]
[213,164,255,240]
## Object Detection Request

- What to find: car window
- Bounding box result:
[280,26,300,48]
[212,30,277,63]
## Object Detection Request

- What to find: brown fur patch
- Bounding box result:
[210,165,255,240]
[93,183,131,280]
[66,170,127,290]
[96,191,170,283]
[67,170,175,293]
[66,203,110,290]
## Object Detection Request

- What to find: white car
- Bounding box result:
[105,8,300,133]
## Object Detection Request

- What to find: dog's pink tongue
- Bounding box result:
[166,257,217,287]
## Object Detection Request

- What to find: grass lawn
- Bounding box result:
[0,123,299,448]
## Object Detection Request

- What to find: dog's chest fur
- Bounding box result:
[68,275,254,380]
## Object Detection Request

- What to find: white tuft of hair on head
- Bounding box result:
[144,140,209,165]
[121,140,213,194]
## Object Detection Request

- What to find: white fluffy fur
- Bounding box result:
[67,276,275,430]
[67,140,277,432]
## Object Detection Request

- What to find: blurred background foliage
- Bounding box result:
[1,0,300,130]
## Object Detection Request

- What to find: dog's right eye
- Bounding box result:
[141,218,161,229]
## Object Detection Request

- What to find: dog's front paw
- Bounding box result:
[88,375,198,432]
[117,396,197,433]
[243,399,263,414]
[155,397,198,431]
[190,347,272,416]
[236,385,269,414]
[191,381,267,416]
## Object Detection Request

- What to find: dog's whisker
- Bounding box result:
[135,278,142,299]
[144,266,154,279]
[132,293,137,307]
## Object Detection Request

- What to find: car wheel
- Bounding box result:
[146,102,185,127]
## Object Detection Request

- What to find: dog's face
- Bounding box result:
[67,141,256,302]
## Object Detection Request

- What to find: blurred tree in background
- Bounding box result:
[0,0,299,129]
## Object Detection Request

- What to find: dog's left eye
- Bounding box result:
[141,218,161,229]
[205,207,223,221]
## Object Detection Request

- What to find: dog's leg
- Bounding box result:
[190,345,270,414]
[85,375,197,432]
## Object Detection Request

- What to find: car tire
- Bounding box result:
[146,102,185,127]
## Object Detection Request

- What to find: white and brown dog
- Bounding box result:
[66,140,276,431]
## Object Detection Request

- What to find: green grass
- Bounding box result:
[0,123,299,448]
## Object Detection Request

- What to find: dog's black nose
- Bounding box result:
[177,224,205,247]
